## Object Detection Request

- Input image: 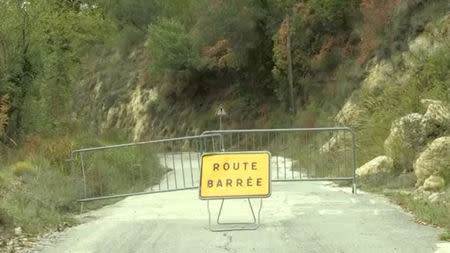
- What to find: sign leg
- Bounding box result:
[207,198,263,232]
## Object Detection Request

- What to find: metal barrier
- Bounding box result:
[202,127,357,193]
[69,134,222,203]
[69,127,357,206]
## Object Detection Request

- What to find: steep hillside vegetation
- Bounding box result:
[0,0,449,248]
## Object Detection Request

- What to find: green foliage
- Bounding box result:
[103,0,161,30]
[441,231,450,241]
[309,0,359,33]
[0,0,449,240]
[271,0,360,109]
[193,0,269,70]
[0,0,114,137]
[146,18,198,75]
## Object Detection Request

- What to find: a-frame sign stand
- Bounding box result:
[200,152,271,232]
[207,198,263,232]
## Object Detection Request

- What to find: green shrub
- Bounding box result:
[146,18,199,75]
[441,231,450,241]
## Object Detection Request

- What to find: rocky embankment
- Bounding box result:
[329,15,450,202]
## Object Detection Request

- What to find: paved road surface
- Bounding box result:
[33,154,450,253]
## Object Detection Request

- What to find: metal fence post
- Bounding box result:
[350,129,357,194]
[80,152,87,199]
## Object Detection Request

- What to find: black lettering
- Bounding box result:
[233,162,239,170]
[216,179,223,187]
[223,163,230,170]
[251,162,257,170]
[213,163,219,171]
[257,178,262,186]
[207,180,213,188]
[236,178,243,186]
[243,162,248,170]
[247,177,253,187]
[226,179,232,187]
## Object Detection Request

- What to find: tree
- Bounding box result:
[146,18,198,75]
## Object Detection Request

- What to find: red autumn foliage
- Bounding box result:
[312,36,345,65]
[358,0,403,64]
[201,39,233,68]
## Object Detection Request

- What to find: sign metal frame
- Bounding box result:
[199,151,271,232]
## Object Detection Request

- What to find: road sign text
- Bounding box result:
[200,152,271,199]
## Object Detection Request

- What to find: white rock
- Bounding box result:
[428,192,440,203]
[335,93,366,127]
[384,113,429,172]
[421,99,450,130]
[320,131,352,153]
[423,175,445,192]
[414,136,450,186]
[361,60,394,93]
[356,156,394,176]
[14,227,22,236]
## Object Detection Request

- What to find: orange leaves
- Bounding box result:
[358,0,404,64]
[202,39,229,58]
[201,39,234,68]
[312,36,344,65]
[295,2,312,23]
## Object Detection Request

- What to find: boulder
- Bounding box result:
[384,113,429,172]
[414,136,450,185]
[320,131,353,153]
[356,156,394,176]
[361,60,394,94]
[335,92,366,127]
[14,227,22,236]
[422,175,445,192]
[428,192,441,203]
[421,99,450,132]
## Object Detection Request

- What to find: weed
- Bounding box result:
[440,231,450,241]
[388,192,450,232]
[10,161,36,177]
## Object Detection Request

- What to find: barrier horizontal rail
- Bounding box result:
[70,134,222,203]
[202,128,357,193]
[69,127,357,206]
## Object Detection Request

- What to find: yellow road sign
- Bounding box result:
[200,152,271,199]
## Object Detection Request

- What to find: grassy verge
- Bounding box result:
[0,133,164,245]
[387,191,450,241]
[359,173,450,241]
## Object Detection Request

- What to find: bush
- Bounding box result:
[146,18,198,75]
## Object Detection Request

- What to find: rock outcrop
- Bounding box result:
[319,131,353,153]
[334,93,367,128]
[384,113,429,172]
[356,156,394,176]
[421,99,450,134]
[414,136,450,186]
